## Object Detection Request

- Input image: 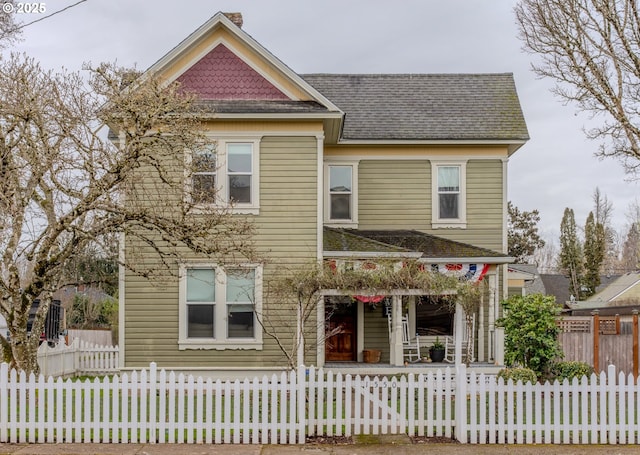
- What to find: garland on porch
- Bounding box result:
[259,259,486,369]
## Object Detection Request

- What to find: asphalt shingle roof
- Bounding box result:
[324,228,509,261]
[302,73,529,141]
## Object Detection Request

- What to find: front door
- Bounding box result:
[325,298,357,362]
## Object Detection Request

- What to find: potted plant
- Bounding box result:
[429,337,446,362]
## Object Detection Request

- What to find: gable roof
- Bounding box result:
[140,13,529,150]
[324,228,511,263]
[584,272,640,304]
[302,73,529,152]
[143,12,343,113]
[541,273,621,305]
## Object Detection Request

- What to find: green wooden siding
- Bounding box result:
[124,136,318,369]
[363,307,391,363]
[358,159,505,252]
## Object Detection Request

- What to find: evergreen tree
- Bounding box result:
[583,212,605,297]
[559,208,584,300]
[507,201,545,263]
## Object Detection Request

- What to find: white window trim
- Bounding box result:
[431,160,467,229]
[178,263,263,350]
[324,161,359,228]
[186,138,261,215]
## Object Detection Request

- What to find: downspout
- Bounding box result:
[118,131,126,369]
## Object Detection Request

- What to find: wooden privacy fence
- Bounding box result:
[37,338,119,378]
[2,363,640,444]
[558,313,639,377]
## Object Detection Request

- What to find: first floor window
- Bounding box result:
[226,268,255,338]
[186,268,216,338]
[180,264,263,349]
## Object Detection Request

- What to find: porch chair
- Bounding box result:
[402,315,422,362]
[444,314,475,363]
[388,313,421,362]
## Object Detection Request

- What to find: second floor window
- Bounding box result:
[437,165,460,219]
[192,145,217,205]
[227,143,253,204]
[189,139,260,214]
[431,161,467,228]
[329,165,353,220]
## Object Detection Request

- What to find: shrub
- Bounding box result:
[551,361,594,382]
[497,367,537,384]
[497,293,563,379]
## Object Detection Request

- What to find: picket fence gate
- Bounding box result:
[1,363,640,444]
[37,338,119,378]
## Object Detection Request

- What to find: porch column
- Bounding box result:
[392,295,404,366]
[296,301,304,368]
[478,289,485,362]
[454,302,464,365]
[487,272,497,362]
[316,295,325,367]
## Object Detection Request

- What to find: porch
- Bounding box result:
[320,291,506,369]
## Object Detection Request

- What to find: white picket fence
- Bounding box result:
[37,338,119,378]
[1,363,639,444]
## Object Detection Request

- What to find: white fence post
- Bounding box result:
[297,366,306,444]
[455,364,468,443]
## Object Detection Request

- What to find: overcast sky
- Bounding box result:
[10,0,640,242]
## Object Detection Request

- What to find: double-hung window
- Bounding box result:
[191,145,217,205]
[227,143,253,204]
[186,268,216,338]
[189,138,260,214]
[226,268,255,339]
[431,161,467,228]
[438,166,460,219]
[179,264,263,350]
[325,162,358,226]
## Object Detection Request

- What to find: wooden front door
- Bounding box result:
[325,299,357,362]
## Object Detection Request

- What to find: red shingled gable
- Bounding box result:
[176,44,290,100]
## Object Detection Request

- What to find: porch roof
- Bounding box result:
[324,227,512,263]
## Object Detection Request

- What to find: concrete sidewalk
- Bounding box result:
[1,442,640,455]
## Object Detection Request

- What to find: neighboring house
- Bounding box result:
[566,272,640,316]
[507,264,545,298]
[119,12,529,374]
[541,274,619,307]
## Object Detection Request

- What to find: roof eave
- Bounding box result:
[323,251,423,259]
[336,138,529,148]
[199,112,343,120]
[421,257,514,264]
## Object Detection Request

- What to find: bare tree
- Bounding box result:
[516,0,640,174]
[0,55,254,374]
[533,235,558,273]
[592,187,620,273]
[0,2,22,47]
[621,198,640,271]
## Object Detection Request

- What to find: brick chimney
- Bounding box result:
[223,12,243,28]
